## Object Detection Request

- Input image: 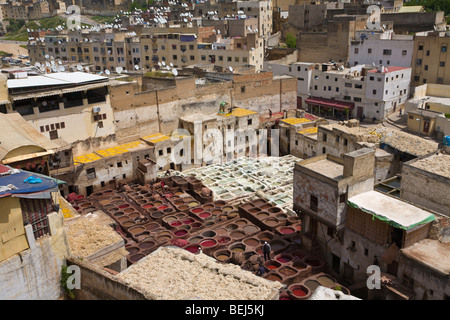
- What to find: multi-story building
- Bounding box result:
[236,0,273,41]
[267,61,411,121]
[411,31,450,87]
[349,29,415,68]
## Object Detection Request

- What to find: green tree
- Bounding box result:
[286,33,297,49]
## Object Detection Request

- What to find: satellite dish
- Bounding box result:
[158,62,162,67]
[45,61,51,67]
[172,68,178,76]
[35,62,41,68]
[52,66,57,72]
[59,66,65,72]
[105,69,111,75]
[134,65,139,70]
[45,54,49,59]
[116,66,123,74]
[162,61,166,66]
[58,60,62,65]
[77,64,83,71]
[228,66,234,72]
[170,63,174,67]
[84,66,89,72]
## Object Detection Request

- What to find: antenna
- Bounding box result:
[134,64,139,70]
[172,68,178,76]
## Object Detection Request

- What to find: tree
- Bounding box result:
[286,33,297,49]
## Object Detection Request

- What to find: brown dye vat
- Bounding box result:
[163,208,175,214]
[128,253,145,264]
[128,212,140,220]
[178,205,189,212]
[243,237,260,248]
[257,232,274,242]
[129,226,146,236]
[138,240,156,250]
[79,202,92,208]
[276,213,288,221]
[256,212,270,219]
[225,223,238,231]
[264,272,282,283]
[103,203,115,209]
[248,207,261,214]
[113,211,125,218]
[82,207,96,213]
[156,235,172,243]
[214,249,231,262]
[263,217,279,226]
[125,246,140,255]
[267,207,282,214]
[123,208,134,214]
[182,196,194,203]
[174,200,184,206]
[243,225,259,235]
[259,203,272,210]
[304,279,321,292]
[211,209,223,215]
[252,199,267,207]
[214,200,226,207]
[145,222,160,231]
[150,211,164,219]
[221,206,233,212]
[229,242,246,253]
[279,266,298,277]
[234,219,248,227]
[203,204,215,211]
[214,227,228,235]
[316,274,336,287]
[117,216,130,223]
[230,230,245,239]
[99,199,112,206]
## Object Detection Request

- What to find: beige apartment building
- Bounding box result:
[411,31,450,87]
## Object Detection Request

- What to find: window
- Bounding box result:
[117,162,122,167]
[159,149,163,156]
[383,49,392,55]
[402,50,407,55]
[322,133,327,142]
[354,97,362,102]
[373,89,377,94]
[86,168,96,179]
[344,139,348,146]
[354,48,359,54]
[414,75,420,82]
[440,61,445,67]
[173,55,177,60]
[310,195,318,212]
[339,193,346,203]
[369,76,374,81]
[322,147,326,154]
[241,86,245,93]
[424,65,428,71]
[368,48,372,54]
[248,119,252,125]
[418,45,423,50]
[442,46,447,53]
[167,147,171,154]
[201,55,206,61]
[327,227,333,237]
[49,130,58,140]
[416,59,422,66]
[426,50,430,56]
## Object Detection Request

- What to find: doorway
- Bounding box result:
[332,254,341,274]
[86,185,94,196]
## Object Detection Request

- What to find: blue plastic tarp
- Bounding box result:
[0,171,58,198]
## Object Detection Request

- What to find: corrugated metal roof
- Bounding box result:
[7,72,108,89]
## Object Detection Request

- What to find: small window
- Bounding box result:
[167,147,171,154]
[310,195,318,212]
[339,193,346,203]
[248,119,252,125]
[117,162,122,167]
[241,86,245,93]
[159,149,163,156]
[323,134,327,142]
[402,50,407,55]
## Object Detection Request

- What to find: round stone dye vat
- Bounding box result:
[184,244,201,254]
[216,235,231,245]
[229,242,246,253]
[201,230,217,238]
[278,266,298,277]
[198,212,212,219]
[173,229,189,237]
[279,226,296,235]
[264,272,282,283]
[128,253,145,264]
[288,284,311,300]
[275,253,293,264]
[230,230,246,240]
[199,238,217,248]
[304,279,321,292]
[214,249,231,262]
[316,274,336,287]
[264,260,281,270]
[243,237,260,248]
[242,224,259,235]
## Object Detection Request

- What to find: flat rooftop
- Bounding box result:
[401,239,450,276]
[302,158,344,180]
[408,153,450,178]
[348,190,435,230]
[280,117,311,126]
